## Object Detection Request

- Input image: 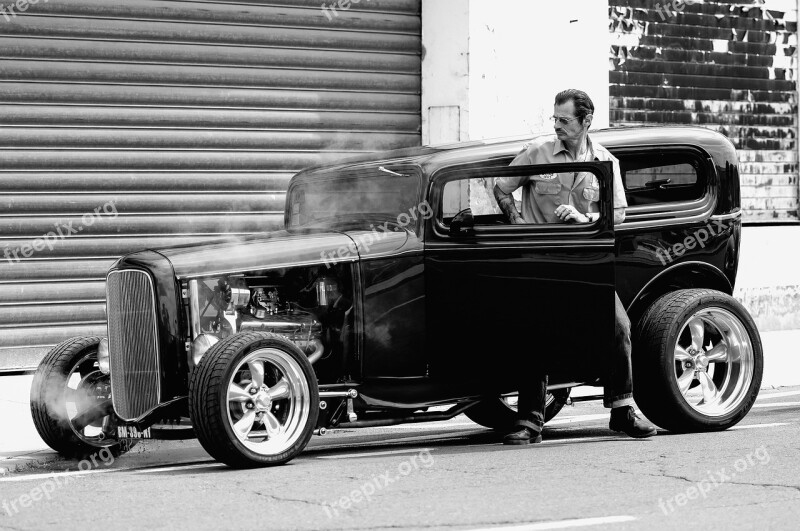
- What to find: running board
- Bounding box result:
[334,401,479,429]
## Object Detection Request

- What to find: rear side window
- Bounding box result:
[621,153,706,207]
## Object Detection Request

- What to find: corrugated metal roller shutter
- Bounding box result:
[608,0,798,221]
[0,0,422,371]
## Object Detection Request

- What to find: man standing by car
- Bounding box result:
[494,89,657,444]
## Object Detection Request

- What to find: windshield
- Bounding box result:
[286,165,422,229]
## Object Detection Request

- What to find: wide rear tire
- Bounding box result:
[633,289,763,432]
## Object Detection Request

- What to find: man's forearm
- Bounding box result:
[494,184,523,223]
[613,207,625,226]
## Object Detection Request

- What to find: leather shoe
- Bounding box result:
[503,427,543,445]
[609,406,657,438]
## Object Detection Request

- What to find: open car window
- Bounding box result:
[433,161,613,235]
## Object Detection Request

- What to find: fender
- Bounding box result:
[626,260,732,326]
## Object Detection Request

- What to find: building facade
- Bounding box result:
[1,0,797,372]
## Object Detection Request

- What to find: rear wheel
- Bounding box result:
[465,389,571,431]
[30,337,132,458]
[634,289,763,432]
[189,332,319,468]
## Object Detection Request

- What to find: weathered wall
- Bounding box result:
[609,0,799,221]
[422,0,609,144]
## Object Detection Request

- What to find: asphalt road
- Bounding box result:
[1,390,799,531]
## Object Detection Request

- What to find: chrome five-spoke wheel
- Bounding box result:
[673,308,754,417]
[226,348,312,454]
[635,289,763,432]
[189,332,319,468]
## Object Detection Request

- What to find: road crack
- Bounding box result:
[606,465,800,496]
[250,491,323,508]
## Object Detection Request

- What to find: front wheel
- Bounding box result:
[30,336,132,458]
[465,389,571,431]
[634,289,763,432]
[189,332,319,468]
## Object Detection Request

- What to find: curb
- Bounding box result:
[0,452,63,477]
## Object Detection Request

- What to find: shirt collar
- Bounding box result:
[553,135,596,160]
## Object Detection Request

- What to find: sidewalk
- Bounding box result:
[0,375,59,475]
[2,329,798,475]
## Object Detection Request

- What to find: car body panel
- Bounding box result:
[424,161,617,391]
[101,125,742,421]
[159,230,359,279]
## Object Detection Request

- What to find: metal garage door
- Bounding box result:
[0,0,421,371]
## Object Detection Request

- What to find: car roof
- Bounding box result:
[294,126,737,180]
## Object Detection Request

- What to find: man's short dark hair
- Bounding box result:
[554,89,594,123]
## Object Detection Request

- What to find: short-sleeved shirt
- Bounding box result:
[495,134,627,224]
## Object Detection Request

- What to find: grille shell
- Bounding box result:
[106,269,161,421]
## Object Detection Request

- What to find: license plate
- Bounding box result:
[117,426,152,439]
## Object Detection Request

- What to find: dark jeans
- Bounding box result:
[516,292,634,432]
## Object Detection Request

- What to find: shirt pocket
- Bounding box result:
[582,185,599,202]
[534,181,562,195]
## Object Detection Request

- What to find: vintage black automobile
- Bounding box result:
[31,126,763,467]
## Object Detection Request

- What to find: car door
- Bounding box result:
[424,160,617,395]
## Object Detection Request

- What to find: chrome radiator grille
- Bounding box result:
[106,270,161,421]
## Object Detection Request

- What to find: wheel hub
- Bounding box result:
[672,307,756,417]
[253,389,272,411]
[224,347,312,455]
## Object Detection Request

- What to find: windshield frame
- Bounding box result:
[284,163,427,235]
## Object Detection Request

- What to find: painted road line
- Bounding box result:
[315,429,483,450]
[317,447,434,460]
[756,390,800,401]
[752,401,800,408]
[133,462,225,474]
[336,413,617,431]
[547,414,608,425]
[0,467,117,483]
[729,422,788,430]
[468,515,637,530]
[453,435,624,450]
[368,421,478,430]
[540,435,625,446]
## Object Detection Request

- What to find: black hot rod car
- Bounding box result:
[31,126,763,467]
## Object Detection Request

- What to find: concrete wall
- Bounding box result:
[735,225,800,388]
[422,0,609,144]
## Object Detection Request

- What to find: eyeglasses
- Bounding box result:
[550,115,580,125]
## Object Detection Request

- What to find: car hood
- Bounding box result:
[157,229,359,279]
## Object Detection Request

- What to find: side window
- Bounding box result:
[620,153,706,207]
[438,164,607,228]
[442,177,505,220]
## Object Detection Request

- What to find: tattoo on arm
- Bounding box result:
[494,184,522,223]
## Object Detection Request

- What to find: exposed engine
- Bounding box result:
[187,267,353,376]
